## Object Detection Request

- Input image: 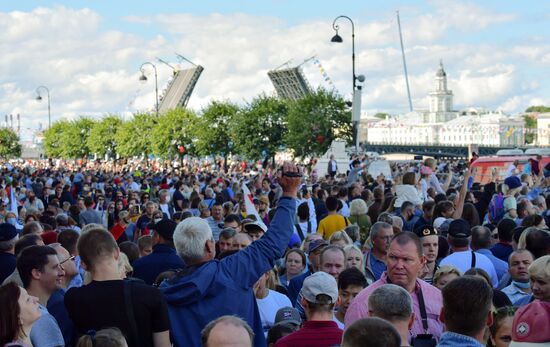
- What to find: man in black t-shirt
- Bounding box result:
[64,226,170,347]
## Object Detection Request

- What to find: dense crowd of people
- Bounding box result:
[0,154,549,347]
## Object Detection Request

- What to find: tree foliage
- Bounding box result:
[0,128,22,159]
[152,108,199,158]
[88,115,123,158]
[285,88,352,158]
[43,120,71,158]
[65,117,95,159]
[194,101,238,157]
[43,89,353,159]
[525,105,550,113]
[374,112,389,119]
[232,95,288,160]
[524,114,537,144]
[117,113,156,158]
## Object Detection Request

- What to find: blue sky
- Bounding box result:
[0,1,549,140]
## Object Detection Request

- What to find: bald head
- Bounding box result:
[201,316,254,347]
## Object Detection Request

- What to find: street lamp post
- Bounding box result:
[35,86,51,128]
[331,15,365,152]
[139,62,159,117]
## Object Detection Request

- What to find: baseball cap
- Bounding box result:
[0,223,18,241]
[413,225,438,238]
[149,219,177,240]
[301,272,338,304]
[510,301,550,346]
[505,176,522,190]
[308,239,328,254]
[274,307,302,326]
[242,220,267,233]
[448,219,471,238]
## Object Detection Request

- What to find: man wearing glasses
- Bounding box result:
[47,243,80,346]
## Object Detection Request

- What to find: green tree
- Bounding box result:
[525,105,550,113]
[232,95,288,161]
[117,113,156,158]
[285,88,352,158]
[43,120,71,158]
[524,114,537,144]
[88,115,123,159]
[152,108,199,158]
[63,117,96,159]
[195,101,239,157]
[0,128,22,159]
[374,112,390,119]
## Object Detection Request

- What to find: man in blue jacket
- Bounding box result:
[160,162,302,347]
[133,219,185,285]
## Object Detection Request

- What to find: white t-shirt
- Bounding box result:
[333,315,345,329]
[256,289,292,337]
[338,199,350,217]
[159,203,170,217]
[439,249,498,287]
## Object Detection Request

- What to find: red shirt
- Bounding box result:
[274,321,343,347]
[111,223,126,241]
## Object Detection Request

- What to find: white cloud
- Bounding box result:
[0,4,546,142]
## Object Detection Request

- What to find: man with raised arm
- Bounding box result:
[160,162,302,347]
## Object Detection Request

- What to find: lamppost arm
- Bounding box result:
[140,62,159,117]
[36,85,51,129]
[332,15,356,90]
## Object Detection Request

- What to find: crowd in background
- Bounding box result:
[0,154,549,347]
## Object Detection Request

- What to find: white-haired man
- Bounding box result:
[160,162,302,347]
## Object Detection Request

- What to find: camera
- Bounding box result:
[411,334,437,347]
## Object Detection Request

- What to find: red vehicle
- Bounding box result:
[471,155,550,183]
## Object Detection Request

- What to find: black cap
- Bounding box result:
[448,219,471,238]
[413,225,438,238]
[0,223,17,241]
[149,220,177,240]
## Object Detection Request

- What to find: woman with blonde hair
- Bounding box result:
[348,199,371,244]
[433,265,462,290]
[343,245,365,274]
[527,255,550,302]
[329,231,352,248]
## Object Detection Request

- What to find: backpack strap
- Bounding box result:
[295,223,305,241]
[471,251,477,269]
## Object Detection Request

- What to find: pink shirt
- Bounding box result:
[344,272,444,340]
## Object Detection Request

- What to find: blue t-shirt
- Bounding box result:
[369,253,387,281]
[31,304,65,347]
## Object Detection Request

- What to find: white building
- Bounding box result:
[537,113,550,146]
[362,61,524,147]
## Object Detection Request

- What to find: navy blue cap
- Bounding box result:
[0,223,18,241]
[448,219,471,238]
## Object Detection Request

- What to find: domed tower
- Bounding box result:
[428,60,454,122]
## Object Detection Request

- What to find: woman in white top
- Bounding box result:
[254,270,292,337]
[394,172,423,208]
